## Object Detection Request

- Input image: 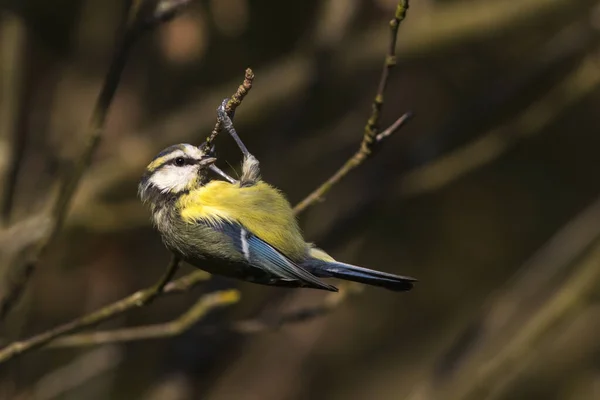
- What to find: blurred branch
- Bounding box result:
[398,49,600,198]
[451,239,600,400]
[484,305,600,400]
[47,282,360,347]
[0,14,27,226]
[407,195,600,400]
[519,305,600,398]
[311,0,360,50]
[0,270,210,363]
[135,255,180,306]
[210,281,361,334]
[49,290,240,347]
[293,0,411,214]
[344,0,583,65]
[14,346,122,400]
[0,0,196,322]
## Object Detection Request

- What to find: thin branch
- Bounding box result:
[293,111,412,214]
[293,0,410,214]
[364,0,409,151]
[137,255,181,306]
[203,68,255,151]
[376,111,412,141]
[47,283,359,347]
[0,270,210,363]
[212,282,362,335]
[0,0,196,322]
[48,290,240,347]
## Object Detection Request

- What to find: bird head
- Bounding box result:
[138,143,216,205]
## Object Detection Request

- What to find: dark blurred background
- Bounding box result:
[0,0,600,399]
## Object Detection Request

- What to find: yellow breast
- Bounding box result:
[177,180,306,259]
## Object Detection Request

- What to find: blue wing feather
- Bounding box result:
[210,220,338,292]
[245,234,338,291]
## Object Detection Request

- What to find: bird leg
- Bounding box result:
[208,164,238,184]
[217,99,251,158]
[217,98,261,186]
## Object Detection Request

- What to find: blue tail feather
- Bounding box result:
[305,259,416,292]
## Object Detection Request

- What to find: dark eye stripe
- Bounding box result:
[170,157,196,166]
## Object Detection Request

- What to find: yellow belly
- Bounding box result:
[177,180,306,259]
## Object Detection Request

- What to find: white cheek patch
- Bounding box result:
[150,165,196,193]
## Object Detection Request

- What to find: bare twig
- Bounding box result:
[0,0,197,322]
[293,111,412,214]
[46,282,360,347]
[137,255,181,306]
[293,0,411,214]
[215,282,362,334]
[0,269,210,363]
[49,290,240,347]
[203,68,255,150]
[364,1,408,151]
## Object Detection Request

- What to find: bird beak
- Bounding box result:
[198,156,217,166]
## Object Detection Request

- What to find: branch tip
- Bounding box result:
[204,68,255,150]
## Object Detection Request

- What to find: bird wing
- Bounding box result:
[211,220,338,292]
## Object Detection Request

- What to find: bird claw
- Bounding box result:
[217,98,231,124]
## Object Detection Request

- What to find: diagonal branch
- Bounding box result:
[48,290,240,347]
[293,0,411,214]
[45,271,362,348]
[0,270,211,362]
[405,195,600,400]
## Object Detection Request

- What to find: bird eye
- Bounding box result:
[174,157,185,166]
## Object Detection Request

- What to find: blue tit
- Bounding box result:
[138,100,416,292]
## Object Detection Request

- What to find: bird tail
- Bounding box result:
[305,248,416,292]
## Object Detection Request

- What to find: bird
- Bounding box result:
[138,99,416,292]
